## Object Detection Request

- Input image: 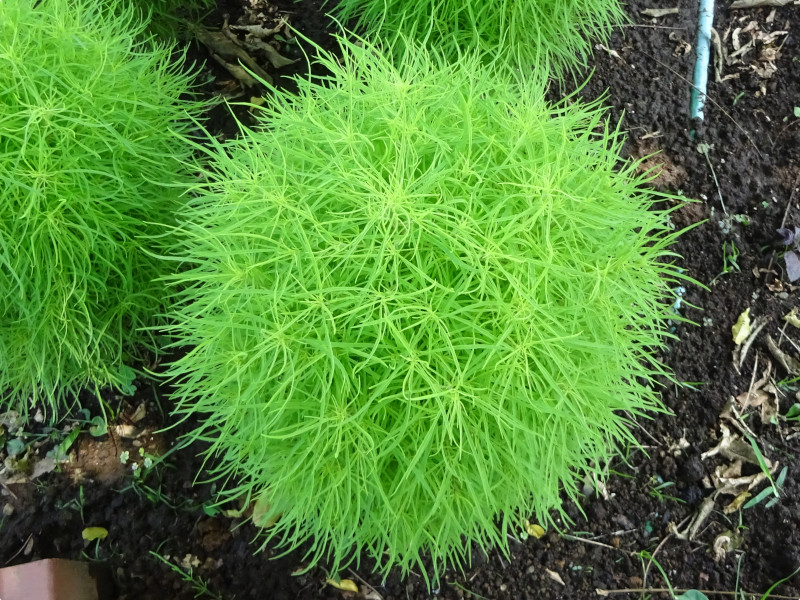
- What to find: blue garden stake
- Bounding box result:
[690,0,715,125]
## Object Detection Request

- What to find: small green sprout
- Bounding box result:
[150,552,224,600]
[648,479,685,504]
[743,465,788,510]
[710,240,741,285]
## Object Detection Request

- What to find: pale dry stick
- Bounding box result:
[780,172,800,229]
[698,143,727,215]
[761,171,799,283]
[772,119,800,151]
[3,533,32,566]
[597,587,798,597]
[736,317,768,372]
[642,514,692,588]
[617,23,688,30]
[741,353,760,411]
[348,569,385,600]
[730,0,793,7]
[0,472,19,501]
[636,49,762,158]
[777,321,800,357]
[629,411,663,446]
[561,533,628,553]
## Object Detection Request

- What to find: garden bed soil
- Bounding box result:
[2,0,800,599]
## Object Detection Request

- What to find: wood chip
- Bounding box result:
[545,569,565,585]
[642,7,680,16]
[730,0,793,8]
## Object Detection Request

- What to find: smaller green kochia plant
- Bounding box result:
[166,36,686,585]
[328,0,626,75]
[0,0,209,419]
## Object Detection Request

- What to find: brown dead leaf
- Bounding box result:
[129,402,146,424]
[712,530,743,561]
[736,388,769,411]
[723,490,751,513]
[194,26,273,87]
[701,425,765,465]
[711,461,769,496]
[669,495,715,541]
[766,334,800,376]
[759,383,780,424]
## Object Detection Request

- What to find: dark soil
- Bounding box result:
[2,1,800,599]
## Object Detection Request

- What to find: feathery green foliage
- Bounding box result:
[328,0,627,75]
[0,0,208,418]
[166,38,684,583]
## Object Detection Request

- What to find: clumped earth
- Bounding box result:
[2,1,800,599]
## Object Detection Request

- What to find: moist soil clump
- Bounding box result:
[2,1,800,599]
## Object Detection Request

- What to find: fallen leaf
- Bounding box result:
[701,425,764,466]
[712,530,744,562]
[82,527,108,541]
[193,26,273,87]
[525,521,545,538]
[545,569,565,585]
[129,403,147,424]
[776,227,799,246]
[723,491,751,513]
[31,456,57,479]
[252,496,279,528]
[784,308,800,328]
[669,495,715,541]
[766,334,800,376]
[759,384,780,424]
[736,388,769,411]
[730,0,792,7]
[113,424,140,439]
[732,308,751,345]
[326,578,359,592]
[785,251,800,282]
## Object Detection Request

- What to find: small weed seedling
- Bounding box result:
[150,552,224,600]
[648,479,685,505]
[710,240,741,285]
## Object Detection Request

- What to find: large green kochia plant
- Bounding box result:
[328,0,627,75]
[166,38,685,582]
[0,0,207,417]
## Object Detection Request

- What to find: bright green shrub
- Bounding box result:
[329,0,627,74]
[0,0,208,417]
[166,38,684,582]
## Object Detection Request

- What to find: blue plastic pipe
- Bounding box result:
[690,0,714,120]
